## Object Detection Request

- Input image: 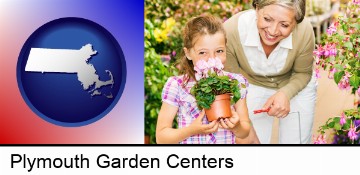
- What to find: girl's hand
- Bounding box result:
[219,109,240,131]
[189,110,219,135]
[262,91,290,118]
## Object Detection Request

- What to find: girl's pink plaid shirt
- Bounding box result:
[161,71,248,144]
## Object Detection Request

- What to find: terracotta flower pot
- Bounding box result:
[205,94,232,122]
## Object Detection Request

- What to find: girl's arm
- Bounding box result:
[231,98,252,139]
[233,98,260,143]
[235,126,260,144]
[156,102,218,144]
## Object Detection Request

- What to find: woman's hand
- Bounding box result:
[263,91,290,118]
[219,109,240,131]
[189,110,219,135]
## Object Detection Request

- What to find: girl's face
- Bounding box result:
[184,32,226,66]
[256,4,296,47]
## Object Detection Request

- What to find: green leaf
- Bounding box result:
[190,89,196,96]
[344,42,353,50]
[352,23,360,30]
[334,123,341,130]
[150,109,156,118]
[334,71,345,84]
[343,123,350,130]
[346,118,352,124]
[354,111,360,119]
[328,121,335,128]
[241,83,246,88]
[349,75,359,89]
[333,64,344,71]
[321,125,328,130]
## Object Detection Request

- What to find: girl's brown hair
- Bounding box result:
[177,14,226,86]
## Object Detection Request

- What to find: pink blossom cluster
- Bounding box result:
[326,21,338,36]
[327,68,337,79]
[194,58,224,81]
[340,113,346,126]
[314,112,360,144]
[313,43,338,80]
[313,43,337,58]
[348,123,359,141]
[338,72,352,90]
[313,135,327,144]
[353,0,360,5]
[313,4,359,93]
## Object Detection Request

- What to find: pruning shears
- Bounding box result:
[253,107,270,114]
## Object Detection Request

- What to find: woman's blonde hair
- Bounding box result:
[252,0,305,23]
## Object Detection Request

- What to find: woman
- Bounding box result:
[224,0,317,144]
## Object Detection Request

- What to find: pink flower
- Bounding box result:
[326,21,339,35]
[194,60,209,80]
[313,45,324,57]
[219,2,226,9]
[207,58,217,71]
[161,54,171,62]
[348,123,359,141]
[340,113,346,126]
[349,28,355,34]
[353,0,360,5]
[195,60,208,70]
[314,134,327,144]
[328,68,337,79]
[314,56,320,65]
[326,26,337,36]
[165,7,170,13]
[357,88,360,96]
[326,22,339,36]
[194,58,225,80]
[323,43,337,57]
[315,68,321,79]
[338,72,351,90]
[329,45,337,57]
[195,72,202,81]
[214,57,224,71]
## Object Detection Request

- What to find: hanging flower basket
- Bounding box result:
[313,1,360,144]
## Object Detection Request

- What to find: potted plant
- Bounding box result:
[313,1,360,144]
[314,108,359,144]
[190,57,242,121]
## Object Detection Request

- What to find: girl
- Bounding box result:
[156,15,258,144]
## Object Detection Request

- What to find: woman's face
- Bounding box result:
[256,4,296,47]
[184,32,226,65]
